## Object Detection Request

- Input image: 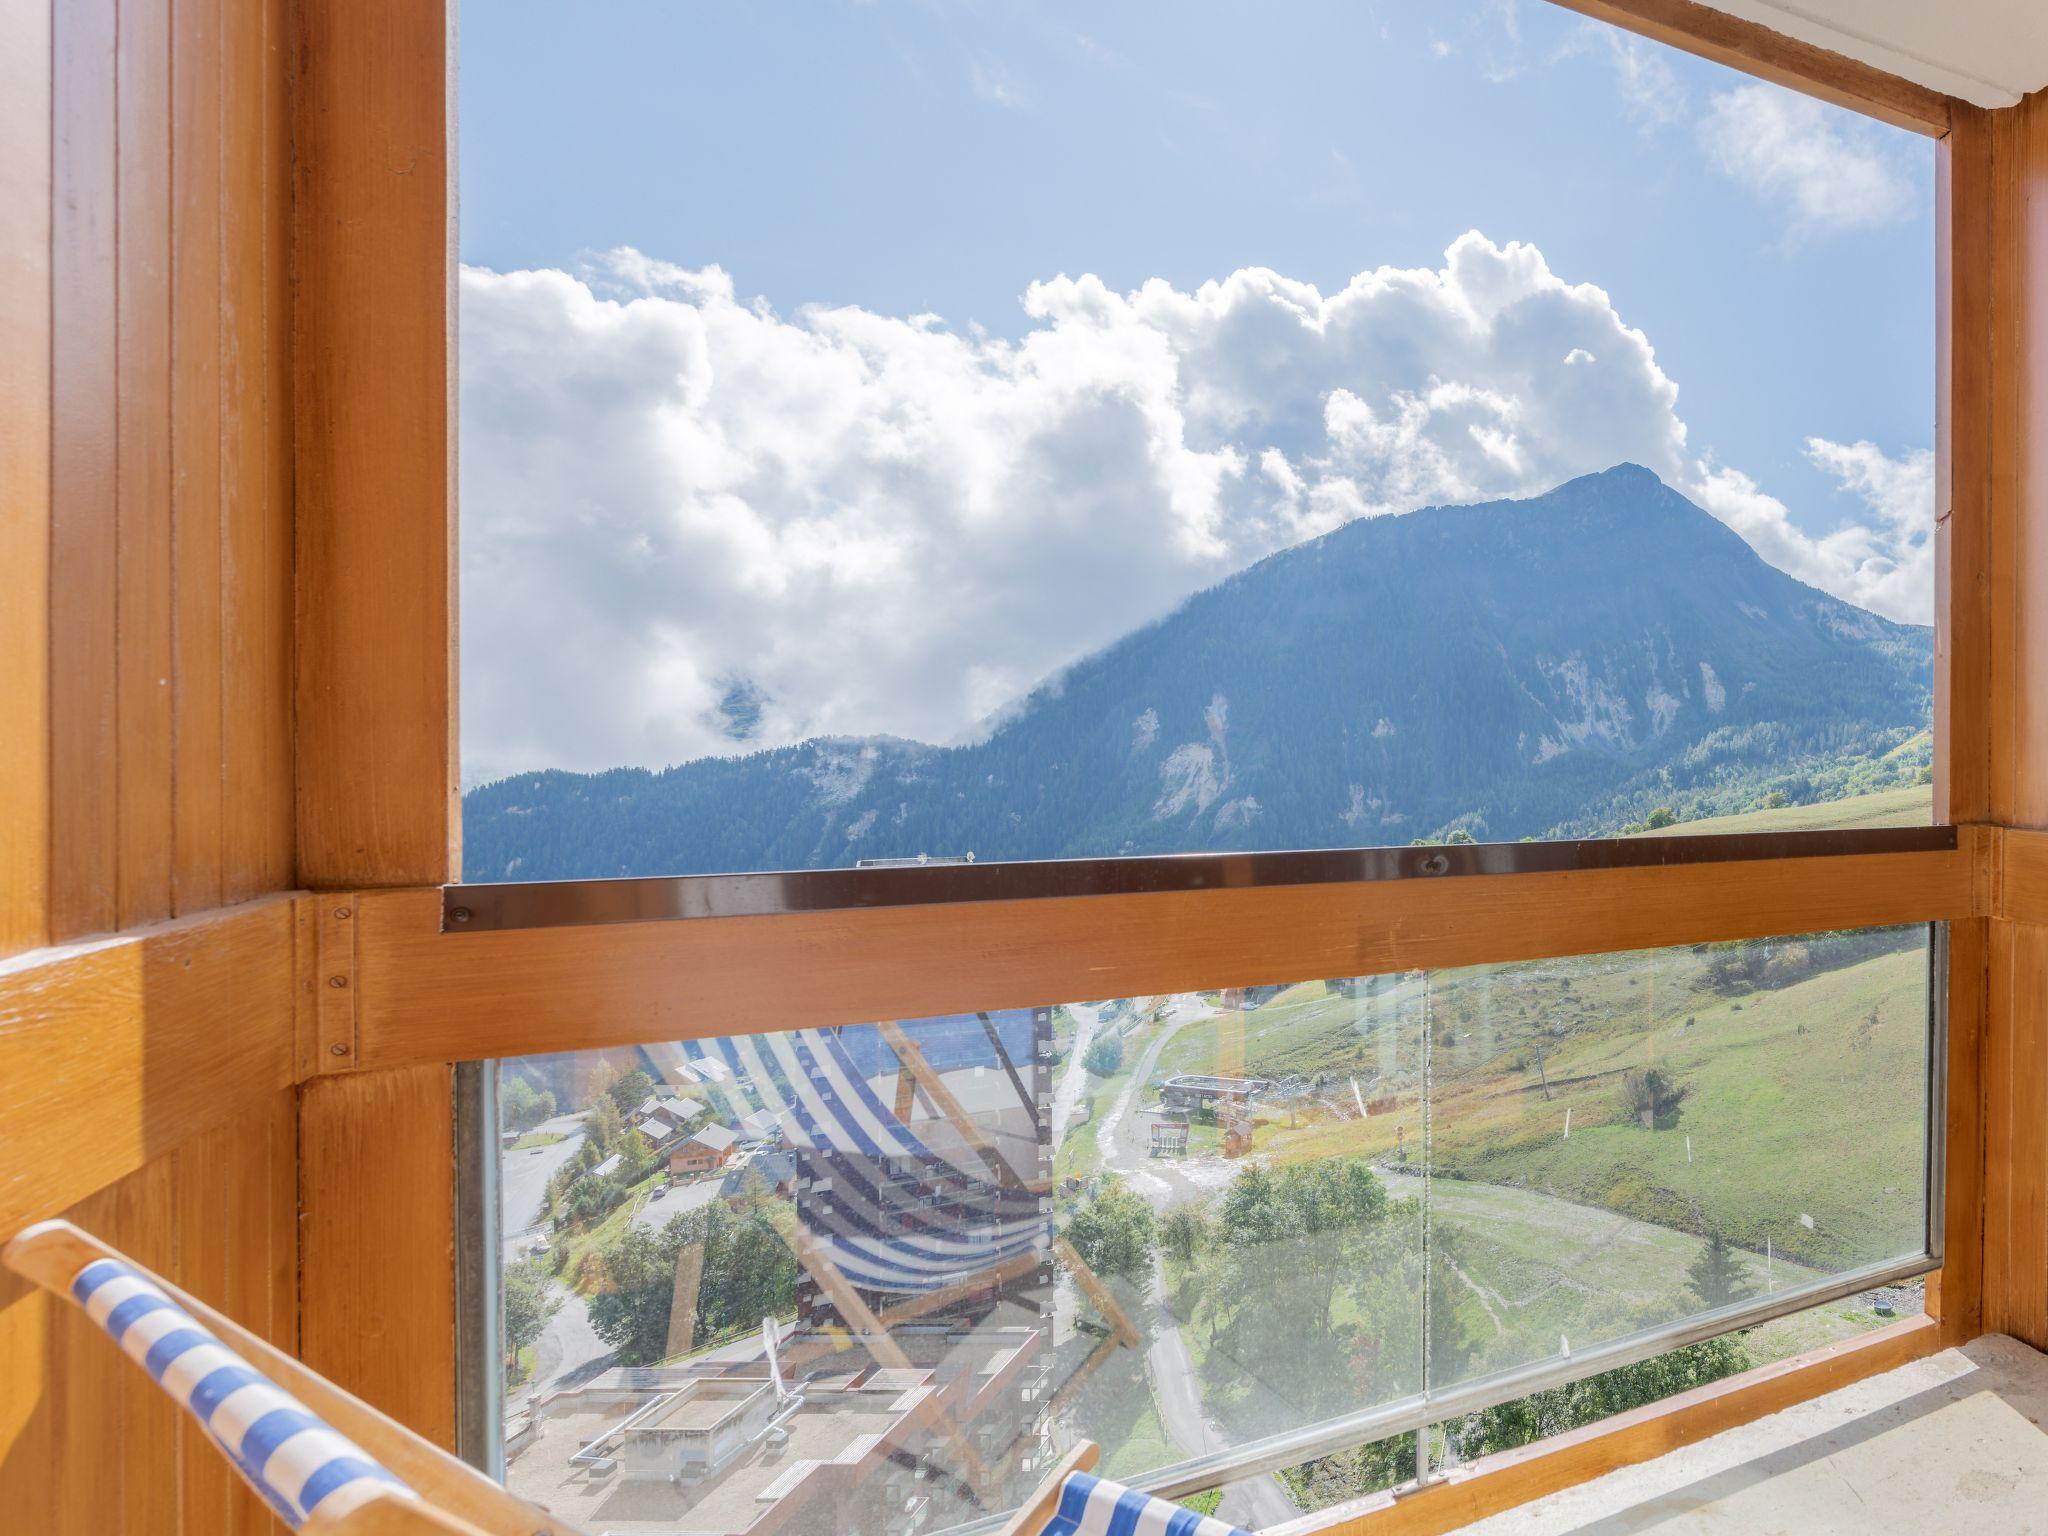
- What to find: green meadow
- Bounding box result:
[1139,934,1929,1275]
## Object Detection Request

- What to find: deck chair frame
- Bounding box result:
[4,1220,581,1536]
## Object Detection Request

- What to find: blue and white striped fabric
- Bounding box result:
[1040,1471,1251,1536]
[70,1257,416,1527]
[669,1032,1052,1294]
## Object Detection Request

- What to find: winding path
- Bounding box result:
[1051,1004,1104,1146]
[1084,999,1300,1528]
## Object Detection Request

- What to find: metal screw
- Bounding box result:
[329,1043,349,1057]
[333,906,352,920]
[327,974,349,989]
[1420,852,1450,876]
[449,905,473,924]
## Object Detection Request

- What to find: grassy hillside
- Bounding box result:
[1142,936,1929,1272]
[1428,945,1928,1268]
[1629,782,1932,837]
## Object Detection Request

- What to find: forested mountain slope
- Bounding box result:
[465,465,1931,879]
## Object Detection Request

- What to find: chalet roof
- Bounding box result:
[689,1123,738,1152]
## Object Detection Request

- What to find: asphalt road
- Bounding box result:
[500,1114,585,1262]
[631,1174,723,1232]
[1052,1004,1104,1146]
[1142,1255,1304,1530]
[1090,1000,1300,1529]
[521,1288,610,1408]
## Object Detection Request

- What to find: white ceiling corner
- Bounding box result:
[1699,0,2048,108]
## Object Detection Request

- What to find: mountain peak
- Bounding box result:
[464,469,1932,877]
[1544,461,1674,503]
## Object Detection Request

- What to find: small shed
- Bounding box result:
[1150,1120,1189,1158]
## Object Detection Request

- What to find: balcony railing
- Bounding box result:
[473,835,1947,1535]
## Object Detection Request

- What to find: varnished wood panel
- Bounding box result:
[1989,94,2048,830]
[1938,108,1993,827]
[300,1066,459,1448]
[1545,0,1951,136]
[0,0,54,959]
[115,0,176,932]
[1985,919,2048,1348]
[0,895,299,1239]
[3,0,305,1515]
[21,0,297,946]
[1997,824,2048,921]
[49,0,122,942]
[259,0,296,902]
[2021,95,2048,829]
[171,0,226,917]
[293,0,458,890]
[351,847,1974,1068]
[0,1258,56,1532]
[222,0,292,904]
[0,1100,299,1535]
[1979,87,2048,1358]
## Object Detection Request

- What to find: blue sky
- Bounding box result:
[457,0,1936,777]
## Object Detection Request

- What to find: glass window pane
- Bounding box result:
[494,926,1933,1532]
[459,2,1937,878]
[1422,925,1932,1397]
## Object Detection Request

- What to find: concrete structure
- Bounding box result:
[1159,1073,1275,1112]
[618,1377,780,1481]
[1447,1334,2048,1535]
[1150,1119,1189,1157]
[506,1324,1050,1536]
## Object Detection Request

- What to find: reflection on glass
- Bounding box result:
[1420,926,1931,1403]
[494,927,1930,1534]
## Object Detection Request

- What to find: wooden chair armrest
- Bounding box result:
[993,1440,1101,1536]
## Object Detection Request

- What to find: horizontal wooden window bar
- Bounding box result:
[439,826,1959,929]
[345,827,1974,1070]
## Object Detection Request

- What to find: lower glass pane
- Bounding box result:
[1424,925,1933,1401]
[492,925,1933,1534]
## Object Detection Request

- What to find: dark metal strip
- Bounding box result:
[441,824,1957,933]
[451,1060,503,1479]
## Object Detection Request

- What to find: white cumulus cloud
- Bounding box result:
[1693,438,1932,624]
[459,235,1921,780]
[1700,83,1914,233]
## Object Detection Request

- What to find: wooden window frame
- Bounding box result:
[271,0,2021,1524]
